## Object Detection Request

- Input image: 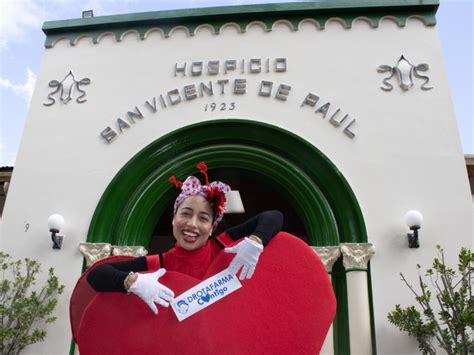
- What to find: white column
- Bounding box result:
[340,243,376,355]
[311,246,341,355]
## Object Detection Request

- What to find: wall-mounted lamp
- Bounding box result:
[404,210,423,248]
[224,191,245,214]
[48,214,65,249]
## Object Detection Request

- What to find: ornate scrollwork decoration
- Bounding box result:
[79,243,113,268]
[311,246,341,273]
[112,246,148,257]
[43,70,91,106]
[377,55,433,92]
[340,243,376,270]
[79,243,149,268]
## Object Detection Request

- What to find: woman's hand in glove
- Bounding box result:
[128,269,175,315]
[224,237,263,280]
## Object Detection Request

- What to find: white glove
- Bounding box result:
[129,269,175,315]
[224,237,264,280]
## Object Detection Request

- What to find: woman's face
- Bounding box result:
[172,195,213,251]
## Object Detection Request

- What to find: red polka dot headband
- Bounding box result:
[169,162,231,231]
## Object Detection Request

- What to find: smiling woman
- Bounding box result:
[86,161,284,313]
[172,195,214,250]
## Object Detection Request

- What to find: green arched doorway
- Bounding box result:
[87,119,369,354]
[88,119,366,245]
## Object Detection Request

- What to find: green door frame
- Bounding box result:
[87,119,366,245]
[86,119,371,354]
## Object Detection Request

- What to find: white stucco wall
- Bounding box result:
[1,17,472,354]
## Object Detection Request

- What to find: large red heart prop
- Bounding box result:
[75,233,336,354]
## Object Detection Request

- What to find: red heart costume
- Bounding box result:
[71,232,336,354]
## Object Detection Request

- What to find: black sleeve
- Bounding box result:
[226,210,283,246]
[86,256,148,292]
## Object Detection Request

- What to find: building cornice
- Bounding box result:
[42,0,439,48]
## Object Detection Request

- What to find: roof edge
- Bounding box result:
[41,1,439,47]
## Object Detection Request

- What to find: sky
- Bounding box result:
[0,0,472,167]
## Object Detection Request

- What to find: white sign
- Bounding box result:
[171,269,242,322]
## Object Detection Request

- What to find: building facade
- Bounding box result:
[1,1,472,354]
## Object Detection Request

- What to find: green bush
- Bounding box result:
[0,252,65,354]
[388,246,473,355]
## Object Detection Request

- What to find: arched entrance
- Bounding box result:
[87,119,369,354]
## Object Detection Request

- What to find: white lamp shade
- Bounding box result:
[404,210,423,228]
[224,191,245,214]
[48,214,65,231]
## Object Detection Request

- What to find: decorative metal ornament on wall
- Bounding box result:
[43,70,91,106]
[377,55,433,92]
